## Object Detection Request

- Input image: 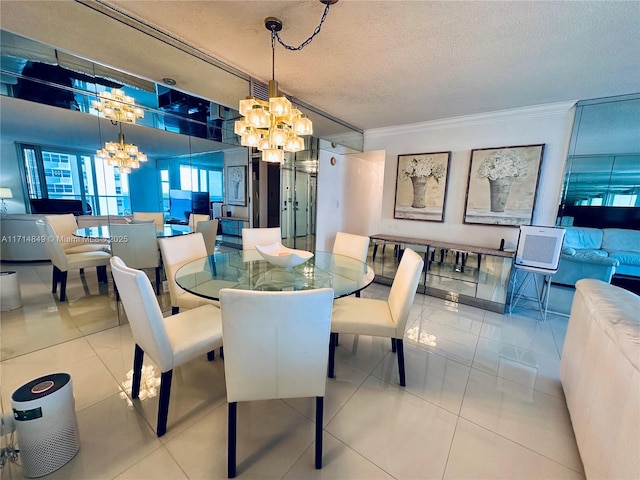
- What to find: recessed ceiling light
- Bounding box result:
[162,78,177,86]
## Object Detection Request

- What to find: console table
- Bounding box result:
[371,234,515,313]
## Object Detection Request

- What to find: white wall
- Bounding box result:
[364,102,576,251]
[316,149,385,251]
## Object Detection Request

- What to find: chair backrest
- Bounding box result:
[196,219,219,256]
[158,232,208,304]
[241,227,281,250]
[44,214,79,251]
[36,219,68,269]
[188,213,210,231]
[220,287,334,403]
[388,248,424,333]
[133,212,164,231]
[110,256,173,371]
[109,223,159,269]
[333,232,370,264]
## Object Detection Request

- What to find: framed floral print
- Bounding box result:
[226,165,247,206]
[394,151,451,222]
[463,144,545,226]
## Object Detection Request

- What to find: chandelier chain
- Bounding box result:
[273,2,331,51]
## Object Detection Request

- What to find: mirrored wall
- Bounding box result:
[558,94,640,228]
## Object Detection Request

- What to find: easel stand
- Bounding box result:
[509,264,556,321]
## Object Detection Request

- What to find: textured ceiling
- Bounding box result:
[2,0,639,132]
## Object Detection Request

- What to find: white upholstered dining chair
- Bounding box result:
[196,219,219,256]
[158,232,220,312]
[45,213,109,254]
[132,211,164,231]
[241,227,281,250]
[188,213,210,231]
[109,223,162,294]
[219,287,334,478]
[36,219,111,301]
[333,231,371,297]
[333,232,370,264]
[329,248,424,386]
[110,256,223,437]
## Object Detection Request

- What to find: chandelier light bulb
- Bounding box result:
[270,96,292,117]
[262,148,284,163]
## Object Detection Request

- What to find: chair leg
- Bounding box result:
[97,265,107,283]
[59,271,68,302]
[207,350,215,361]
[171,306,179,315]
[132,344,144,399]
[396,339,406,387]
[155,267,161,295]
[157,370,173,437]
[315,397,323,469]
[355,290,361,298]
[328,333,337,378]
[51,266,59,294]
[372,243,378,261]
[228,402,237,478]
[113,274,120,302]
[220,346,224,359]
[391,338,397,352]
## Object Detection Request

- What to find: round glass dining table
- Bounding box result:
[175,250,375,300]
[74,224,192,240]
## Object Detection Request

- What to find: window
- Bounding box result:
[178,164,223,201]
[20,143,132,215]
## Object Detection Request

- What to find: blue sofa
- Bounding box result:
[553,227,640,286]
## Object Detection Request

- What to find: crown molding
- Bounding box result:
[365,101,577,139]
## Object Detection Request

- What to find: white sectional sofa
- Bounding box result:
[560,279,640,479]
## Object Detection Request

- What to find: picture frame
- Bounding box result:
[226,165,247,206]
[463,144,545,226]
[394,151,451,222]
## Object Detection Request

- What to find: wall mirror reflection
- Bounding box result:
[0,29,250,360]
[551,94,640,311]
[558,94,640,228]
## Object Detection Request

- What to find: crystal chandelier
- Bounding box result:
[92,88,144,123]
[235,1,337,163]
[96,123,147,174]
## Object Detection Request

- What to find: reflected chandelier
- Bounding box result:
[94,88,146,173]
[235,0,337,163]
[92,88,144,123]
[96,123,147,174]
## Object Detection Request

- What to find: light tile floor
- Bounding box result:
[0,251,584,479]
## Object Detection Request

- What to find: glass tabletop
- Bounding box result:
[175,250,375,300]
[74,224,192,239]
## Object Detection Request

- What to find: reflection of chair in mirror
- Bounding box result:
[196,219,219,256]
[188,213,210,231]
[110,223,162,295]
[110,256,223,437]
[158,232,220,312]
[219,287,334,478]
[132,212,164,231]
[329,248,424,386]
[241,227,281,250]
[36,220,111,302]
[45,213,109,253]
